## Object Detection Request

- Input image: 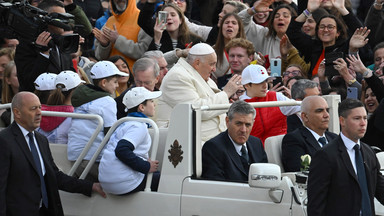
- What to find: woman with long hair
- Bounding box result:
[288,0,369,78]
[138,2,202,66]
[238,1,297,59]
[213,13,246,81]
[108,55,134,97]
[0,61,19,127]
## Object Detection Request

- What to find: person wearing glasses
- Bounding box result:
[282,64,305,86]
[287,0,371,79]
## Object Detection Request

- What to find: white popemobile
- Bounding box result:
[45,95,384,216]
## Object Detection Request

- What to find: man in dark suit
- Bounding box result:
[0,92,105,216]
[308,98,384,216]
[202,100,268,182]
[282,95,337,172]
[287,79,320,133]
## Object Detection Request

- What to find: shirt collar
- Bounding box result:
[305,126,325,142]
[341,132,360,150]
[227,133,246,155]
[16,123,33,138]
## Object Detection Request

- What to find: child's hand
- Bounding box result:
[148,158,159,173]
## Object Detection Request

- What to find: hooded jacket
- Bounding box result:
[104,0,141,69]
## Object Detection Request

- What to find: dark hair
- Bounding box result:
[338,98,364,118]
[322,87,346,101]
[286,76,304,87]
[34,90,51,104]
[93,76,118,87]
[46,84,74,105]
[374,42,384,56]
[127,100,148,114]
[291,79,319,100]
[38,0,64,12]
[267,4,297,37]
[227,100,256,120]
[315,14,347,42]
[214,13,246,67]
[108,55,134,88]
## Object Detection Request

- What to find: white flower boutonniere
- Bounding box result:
[300,154,311,172]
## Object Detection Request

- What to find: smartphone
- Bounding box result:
[347,87,358,99]
[158,11,168,30]
[272,76,282,86]
[324,52,344,78]
[270,58,281,77]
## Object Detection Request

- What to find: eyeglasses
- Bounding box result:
[174,0,186,3]
[318,24,336,31]
[282,70,301,77]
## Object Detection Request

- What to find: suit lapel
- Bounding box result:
[224,132,247,176]
[301,127,322,151]
[361,143,374,196]
[338,136,359,182]
[49,47,61,71]
[11,123,39,174]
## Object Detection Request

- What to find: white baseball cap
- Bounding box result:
[90,61,129,79]
[55,71,85,91]
[34,73,57,91]
[241,65,271,85]
[189,43,215,55]
[123,87,162,110]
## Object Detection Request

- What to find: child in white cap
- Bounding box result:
[99,87,161,195]
[241,64,300,144]
[67,61,129,181]
[33,72,57,104]
[37,71,85,144]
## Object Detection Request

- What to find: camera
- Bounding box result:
[0,0,79,53]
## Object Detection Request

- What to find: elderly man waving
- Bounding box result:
[157,43,242,142]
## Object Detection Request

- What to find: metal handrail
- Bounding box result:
[200,100,301,110]
[82,117,159,192]
[41,111,104,176]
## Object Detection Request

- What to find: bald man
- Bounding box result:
[0,92,105,216]
[281,96,338,172]
[156,43,242,142]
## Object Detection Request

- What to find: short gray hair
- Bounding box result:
[227,100,256,120]
[291,79,319,100]
[132,57,160,77]
[142,50,164,60]
[186,54,203,64]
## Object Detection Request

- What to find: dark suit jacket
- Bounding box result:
[0,122,92,216]
[15,40,74,92]
[282,126,338,172]
[286,114,303,133]
[307,135,384,216]
[202,130,268,182]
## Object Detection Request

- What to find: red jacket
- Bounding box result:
[245,91,287,145]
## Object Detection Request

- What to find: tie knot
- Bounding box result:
[241,145,247,154]
[353,144,360,151]
[28,132,34,139]
[318,137,327,146]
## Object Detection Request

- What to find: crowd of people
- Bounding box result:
[1,0,384,214]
